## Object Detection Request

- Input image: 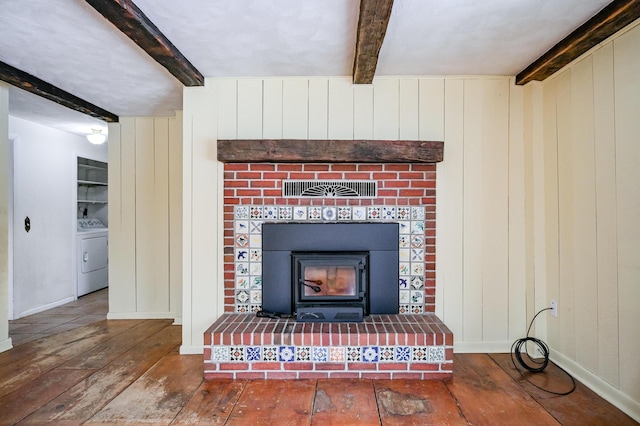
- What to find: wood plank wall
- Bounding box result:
[107,115,182,321]
[539,22,640,413]
[181,75,530,353]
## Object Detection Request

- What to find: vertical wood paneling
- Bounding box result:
[555,70,576,359]
[308,79,328,139]
[153,118,170,313]
[282,79,308,139]
[373,79,399,139]
[217,80,237,139]
[327,78,354,139]
[418,79,445,141]
[507,80,528,340]
[399,79,419,139]
[570,57,598,371]
[481,79,510,341]
[613,25,640,401]
[438,79,464,333]
[135,118,156,312]
[168,113,183,318]
[237,79,263,138]
[462,79,484,342]
[592,43,619,387]
[263,80,283,138]
[353,85,373,139]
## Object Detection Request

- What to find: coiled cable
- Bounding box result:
[510,307,576,395]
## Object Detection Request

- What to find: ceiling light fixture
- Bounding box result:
[87,129,106,145]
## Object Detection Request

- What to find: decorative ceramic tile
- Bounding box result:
[250,290,262,304]
[346,346,362,362]
[296,346,311,361]
[230,347,244,361]
[236,249,248,261]
[428,346,446,363]
[411,304,424,314]
[250,305,261,313]
[399,249,410,262]
[263,206,278,220]
[382,207,396,220]
[279,206,293,220]
[399,263,410,276]
[250,276,262,289]
[246,346,261,361]
[308,206,322,220]
[362,346,379,362]
[411,249,424,262]
[212,346,230,362]
[250,221,263,233]
[411,276,424,289]
[235,220,249,233]
[293,206,307,220]
[322,206,337,221]
[263,346,278,361]
[399,276,409,289]
[397,207,411,220]
[395,346,411,362]
[337,206,351,220]
[250,263,262,276]
[410,221,425,234]
[235,234,249,248]
[398,221,411,234]
[313,347,328,362]
[412,347,428,361]
[411,206,425,221]
[352,206,366,221]
[279,346,296,362]
[379,346,395,362]
[399,304,410,314]
[329,347,345,362]
[367,207,381,220]
[249,234,262,248]
[235,277,249,289]
[411,291,424,304]
[236,263,249,276]
[249,206,262,219]
[399,235,410,248]
[410,235,425,248]
[411,263,424,276]
[250,249,262,262]
[235,304,249,313]
[236,290,250,304]
[399,290,411,304]
[235,205,250,220]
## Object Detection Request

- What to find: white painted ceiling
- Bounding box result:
[0,0,612,136]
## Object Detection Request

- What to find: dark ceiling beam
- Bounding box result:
[85,0,204,86]
[0,60,119,122]
[353,0,394,84]
[516,0,640,85]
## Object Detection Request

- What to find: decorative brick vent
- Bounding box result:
[204,313,453,380]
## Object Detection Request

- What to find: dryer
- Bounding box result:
[77,218,108,296]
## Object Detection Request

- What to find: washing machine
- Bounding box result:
[77,218,108,296]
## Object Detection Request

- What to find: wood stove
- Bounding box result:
[262,223,399,322]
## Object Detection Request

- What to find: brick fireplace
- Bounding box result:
[204,140,452,379]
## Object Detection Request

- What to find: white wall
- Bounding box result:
[0,83,11,352]
[107,115,182,321]
[180,75,530,353]
[531,22,640,419]
[8,116,107,318]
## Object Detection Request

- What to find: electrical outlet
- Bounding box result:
[550,300,558,317]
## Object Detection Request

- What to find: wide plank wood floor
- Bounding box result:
[3,290,636,425]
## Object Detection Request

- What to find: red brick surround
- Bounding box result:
[223,163,437,313]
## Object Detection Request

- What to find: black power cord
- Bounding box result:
[510,307,576,396]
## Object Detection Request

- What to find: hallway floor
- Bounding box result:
[2,290,636,425]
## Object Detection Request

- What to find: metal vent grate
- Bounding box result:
[283,180,377,198]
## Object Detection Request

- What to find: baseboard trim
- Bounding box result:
[454,340,513,353]
[180,345,204,355]
[18,296,76,318]
[0,337,13,353]
[107,312,180,321]
[551,350,640,423]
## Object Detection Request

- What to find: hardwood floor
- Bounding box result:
[3,290,636,425]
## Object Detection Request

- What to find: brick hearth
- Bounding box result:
[204,313,453,380]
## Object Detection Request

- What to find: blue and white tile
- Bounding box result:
[250,221,263,234]
[411,290,424,304]
[212,346,230,362]
[322,206,337,221]
[293,206,307,221]
[411,249,424,262]
[410,221,425,235]
[313,347,328,362]
[399,276,409,289]
[428,346,446,363]
[362,346,379,362]
[236,249,249,261]
[235,220,249,233]
[352,206,366,221]
[410,235,425,248]
[249,206,262,219]
[236,263,249,276]
[263,206,278,220]
[411,207,425,221]
[246,346,261,361]
[279,346,296,362]
[395,346,411,362]
[381,206,396,220]
[398,221,411,234]
[399,235,411,248]
[235,205,250,220]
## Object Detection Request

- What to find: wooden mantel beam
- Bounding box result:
[353,0,394,84]
[0,60,119,122]
[516,0,640,85]
[85,0,204,87]
[217,139,444,163]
